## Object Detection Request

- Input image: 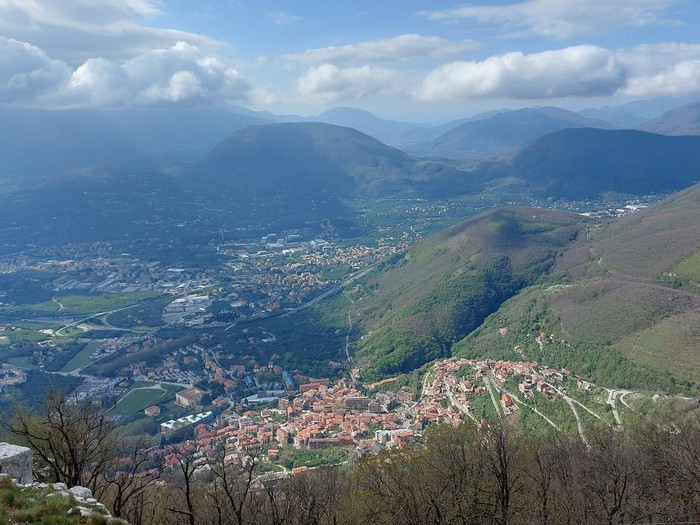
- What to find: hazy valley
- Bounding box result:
[2,97,700,524]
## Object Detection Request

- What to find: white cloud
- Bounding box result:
[123,42,248,104]
[296,64,400,104]
[0,37,71,104]
[420,0,680,39]
[64,57,130,106]
[415,45,628,101]
[282,34,480,66]
[0,0,221,65]
[624,61,700,96]
[0,0,161,30]
[0,38,249,108]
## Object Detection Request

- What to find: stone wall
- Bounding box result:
[0,442,33,484]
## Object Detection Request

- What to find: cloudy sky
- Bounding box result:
[1,0,699,120]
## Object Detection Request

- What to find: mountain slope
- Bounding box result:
[454,184,700,389]
[407,106,615,160]
[355,207,584,377]
[314,107,425,145]
[353,183,700,389]
[202,122,472,198]
[471,128,700,199]
[639,102,700,135]
[0,122,472,252]
[578,107,647,128]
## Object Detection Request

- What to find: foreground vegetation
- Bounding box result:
[0,476,124,525]
[5,389,700,525]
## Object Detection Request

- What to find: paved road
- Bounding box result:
[279,263,378,318]
[606,389,633,427]
[483,375,503,419]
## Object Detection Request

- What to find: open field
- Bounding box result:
[111,385,173,417]
[5,355,35,368]
[59,341,101,373]
[673,249,700,281]
[0,291,166,319]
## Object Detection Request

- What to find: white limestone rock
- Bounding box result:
[0,442,33,484]
[68,485,93,500]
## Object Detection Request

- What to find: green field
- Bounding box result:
[5,355,35,369]
[59,341,100,373]
[673,249,700,281]
[111,386,173,417]
[0,291,166,319]
[0,335,9,346]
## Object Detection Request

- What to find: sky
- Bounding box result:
[1,0,700,120]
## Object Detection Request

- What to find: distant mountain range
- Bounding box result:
[639,102,700,135]
[0,122,472,252]
[405,107,615,160]
[4,108,700,253]
[469,128,700,198]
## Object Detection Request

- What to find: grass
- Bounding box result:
[110,386,173,417]
[0,291,166,320]
[0,475,126,525]
[673,249,700,281]
[0,336,9,346]
[2,327,51,344]
[60,326,85,337]
[5,356,36,369]
[469,392,498,420]
[615,312,700,382]
[59,341,101,373]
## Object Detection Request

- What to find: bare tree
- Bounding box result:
[480,420,528,525]
[166,441,202,525]
[205,443,264,525]
[95,435,164,520]
[6,388,115,490]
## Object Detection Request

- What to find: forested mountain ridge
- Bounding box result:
[355,207,584,377]
[355,183,700,390]
[406,106,615,160]
[470,128,700,198]
[202,122,472,198]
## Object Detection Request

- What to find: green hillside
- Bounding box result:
[355,207,584,378]
[355,184,700,391]
[455,184,700,390]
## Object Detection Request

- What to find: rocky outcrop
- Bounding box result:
[0,442,33,484]
[0,473,127,524]
[0,442,125,523]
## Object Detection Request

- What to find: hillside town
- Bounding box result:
[147,356,601,472]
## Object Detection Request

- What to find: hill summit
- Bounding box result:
[202,122,471,198]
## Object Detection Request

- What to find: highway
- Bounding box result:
[279,263,378,318]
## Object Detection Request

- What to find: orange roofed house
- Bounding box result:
[176,386,206,407]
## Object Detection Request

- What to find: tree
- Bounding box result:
[6,388,115,490]
[205,443,264,525]
[165,441,201,525]
[95,435,164,521]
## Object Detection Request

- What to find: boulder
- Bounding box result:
[0,443,33,484]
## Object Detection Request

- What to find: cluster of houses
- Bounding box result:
[0,364,26,390]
